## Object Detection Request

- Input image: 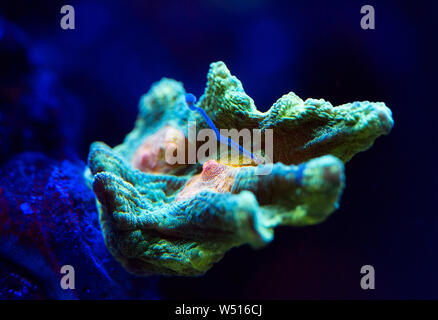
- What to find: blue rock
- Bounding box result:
[0,152,159,299]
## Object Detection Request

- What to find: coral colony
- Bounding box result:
[85,61,393,276]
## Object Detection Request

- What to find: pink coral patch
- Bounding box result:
[176,159,241,202]
[131,126,186,173]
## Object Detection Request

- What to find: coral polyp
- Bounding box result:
[85,61,393,276]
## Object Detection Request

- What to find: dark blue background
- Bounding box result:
[0,0,436,299]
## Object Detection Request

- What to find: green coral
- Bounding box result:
[198,61,393,164]
[85,61,393,276]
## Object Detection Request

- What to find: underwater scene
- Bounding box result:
[0,0,436,302]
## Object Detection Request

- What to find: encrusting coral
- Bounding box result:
[85,61,393,276]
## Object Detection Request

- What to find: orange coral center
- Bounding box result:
[176,159,240,202]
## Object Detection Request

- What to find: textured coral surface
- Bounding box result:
[86,61,393,276]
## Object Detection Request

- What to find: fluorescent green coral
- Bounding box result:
[199,61,393,164]
[85,61,393,276]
